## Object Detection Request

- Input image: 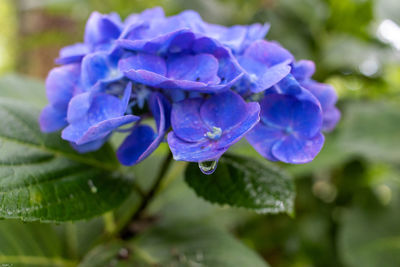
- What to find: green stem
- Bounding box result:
[120,151,173,239]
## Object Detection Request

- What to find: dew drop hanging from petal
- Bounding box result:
[198,160,218,175]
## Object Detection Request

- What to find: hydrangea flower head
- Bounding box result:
[40,7,340,173]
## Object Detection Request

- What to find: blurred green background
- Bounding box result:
[0,0,400,266]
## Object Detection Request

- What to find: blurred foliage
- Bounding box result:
[0,0,17,73]
[0,0,399,266]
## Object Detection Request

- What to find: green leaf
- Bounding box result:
[185,154,295,215]
[0,97,134,222]
[79,221,269,267]
[0,219,77,267]
[338,101,400,163]
[0,74,47,107]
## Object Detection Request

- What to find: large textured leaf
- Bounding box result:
[0,98,133,222]
[338,101,400,163]
[185,154,295,215]
[79,221,269,267]
[0,74,47,107]
[0,219,77,267]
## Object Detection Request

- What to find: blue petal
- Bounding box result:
[167,132,228,162]
[171,98,208,142]
[117,29,195,55]
[300,80,340,132]
[124,7,165,26]
[216,102,260,149]
[117,125,157,165]
[45,64,80,109]
[84,11,122,47]
[246,123,283,161]
[241,23,270,52]
[81,51,123,87]
[270,74,303,95]
[200,91,252,131]
[205,24,247,53]
[67,92,93,124]
[63,85,138,145]
[39,105,68,133]
[291,60,315,81]
[322,106,341,132]
[149,92,171,131]
[167,54,220,84]
[271,132,325,164]
[238,57,291,93]
[301,80,338,110]
[75,115,138,145]
[71,137,108,153]
[259,94,322,138]
[119,53,167,76]
[117,92,170,166]
[243,40,294,67]
[55,43,89,65]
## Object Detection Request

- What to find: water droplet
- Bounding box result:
[198,160,218,175]
[88,180,98,194]
[117,247,130,259]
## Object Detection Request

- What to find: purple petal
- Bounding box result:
[67,92,93,124]
[271,132,325,164]
[45,64,80,109]
[243,40,294,67]
[200,91,251,131]
[124,7,165,25]
[84,11,122,46]
[117,29,195,55]
[117,125,157,165]
[238,56,291,93]
[75,115,138,145]
[81,51,122,87]
[55,43,89,65]
[322,107,341,132]
[167,54,220,84]
[246,122,284,161]
[119,53,167,75]
[241,23,270,51]
[117,92,169,165]
[216,102,260,149]
[39,105,68,133]
[291,60,315,81]
[259,94,322,138]
[171,98,208,142]
[301,80,338,109]
[270,73,303,95]
[167,132,228,162]
[149,92,171,131]
[71,137,108,153]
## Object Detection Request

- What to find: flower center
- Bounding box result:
[284,126,294,135]
[205,126,222,140]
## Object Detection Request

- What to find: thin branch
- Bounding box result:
[120,151,173,239]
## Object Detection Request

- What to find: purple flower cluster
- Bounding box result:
[40,7,340,168]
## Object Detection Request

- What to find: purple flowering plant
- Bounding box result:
[40,7,340,175]
[25,7,342,231]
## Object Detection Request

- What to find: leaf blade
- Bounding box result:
[0,98,133,222]
[185,154,295,215]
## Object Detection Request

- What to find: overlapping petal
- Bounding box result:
[117,93,171,165]
[118,30,243,92]
[237,40,294,93]
[247,93,323,164]
[39,64,81,132]
[62,84,139,150]
[168,91,260,162]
